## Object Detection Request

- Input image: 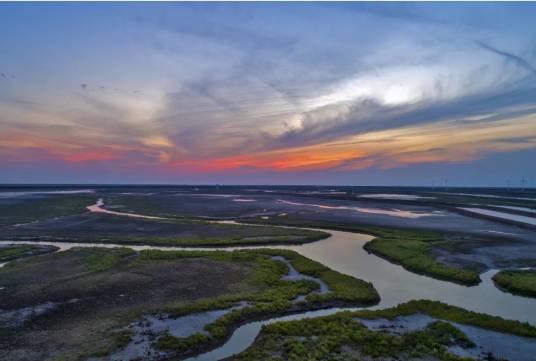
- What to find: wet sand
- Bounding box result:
[459,207,536,226]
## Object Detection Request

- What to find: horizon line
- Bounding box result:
[0,183,534,190]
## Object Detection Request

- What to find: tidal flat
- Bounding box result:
[0,246,377,361]
[1,185,536,360]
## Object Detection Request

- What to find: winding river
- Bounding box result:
[2,199,536,360]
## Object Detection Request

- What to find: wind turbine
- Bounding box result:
[521,176,528,191]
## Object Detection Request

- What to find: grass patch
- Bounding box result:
[139,248,379,306]
[89,329,135,358]
[0,244,57,263]
[254,249,379,304]
[98,231,328,246]
[154,331,209,352]
[351,299,536,338]
[231,314,471,361]
[363,232,480,286]
[493,269,536,298]
[246,217,481,286]
[81,247,136,272]
[0,245,38,261]
[230,299,536,361]
[4,246,310,360]
[139,248,379,356]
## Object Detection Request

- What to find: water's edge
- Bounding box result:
[2,199,536,360]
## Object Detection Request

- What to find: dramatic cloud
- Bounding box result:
[0,2,535,185]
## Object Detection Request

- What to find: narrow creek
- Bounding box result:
[185,307,356,361]
[2,229,534,325]
[2,199,536,360]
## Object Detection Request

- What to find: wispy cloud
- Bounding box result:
[1,2,536,184]
[477,41,536,74]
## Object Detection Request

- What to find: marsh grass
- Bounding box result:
[229,300,536,361]
[0,194,96,227]
[493,270,536,298]
[0,245,37,261]
[351,299,536,338]
[139,248,379,355]
[246,217,481,285]
[82,247,136,272]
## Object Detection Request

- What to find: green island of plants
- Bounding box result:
[102,228,329,246]
[81,247,136,272]
[244,217,481,286]
[352,299,536,338]
[135,248,379,357]
[362,228,481,286]
[229,299,536,361]
[492,269,536,298]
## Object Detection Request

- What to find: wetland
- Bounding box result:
[1,185,536,360]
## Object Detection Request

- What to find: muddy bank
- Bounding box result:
[271,256,329,294]
[97,304,249,361]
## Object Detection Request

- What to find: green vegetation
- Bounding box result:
[493,269,536,298]
[352,299,536,338]
[363,229,480,285]
[5,212,329,247]
[1,246,257,361]
[426,320,475,348]
[0,244,57,262]
[140,248,378,307]
[89,329,135,358]
[231,315,472,361]
[0,194,96,227]
[138,249,321,306]
[1,245,379,360]
[113,329,135,350]
[130,249,324,354]
[97,230,328,246]
[255,249,379,304]
[81,247,136,272]
[231,300,536,361]
[246,217,481,285]
[0,245,38,261]
[138,249,378,356]
[154,331,209,352]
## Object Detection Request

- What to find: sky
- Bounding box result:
[1,2,536,186]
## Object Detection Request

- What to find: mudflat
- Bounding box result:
[0,248,251,360]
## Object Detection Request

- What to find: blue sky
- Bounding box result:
[1,2,535,186]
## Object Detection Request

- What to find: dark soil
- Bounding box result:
[0,248,253,361]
